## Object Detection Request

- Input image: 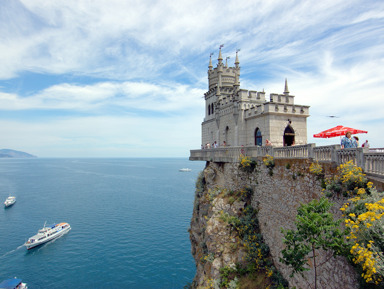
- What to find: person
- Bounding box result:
[362,140,370,148]
[341,131,357,148]
[353,136,359,147]
[265,139,272,146]
[222,141,227,147]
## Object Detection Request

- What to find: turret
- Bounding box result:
[207,46,241,91]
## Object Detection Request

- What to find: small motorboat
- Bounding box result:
[4,196,16,207]
[179,168,192,172]
[24,222,71,250]
[0,277,27,289]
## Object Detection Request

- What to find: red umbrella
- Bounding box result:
[313,125,368,138]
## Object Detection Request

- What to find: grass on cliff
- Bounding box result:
[216,191,288,289]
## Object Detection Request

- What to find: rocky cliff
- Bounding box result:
[189,159,358,289]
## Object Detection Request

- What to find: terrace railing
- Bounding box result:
[190,144,384,178]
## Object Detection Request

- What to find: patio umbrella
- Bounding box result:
[313,125,368,138]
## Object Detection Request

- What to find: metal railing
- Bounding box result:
[190,144,384,178]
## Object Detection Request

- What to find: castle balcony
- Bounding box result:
[189,144,384,181]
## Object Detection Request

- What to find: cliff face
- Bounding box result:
[189,159,358,289]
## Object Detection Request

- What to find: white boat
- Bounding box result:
[0,277,27,289]
[4,196,16,207]
[179,168,192,172]
[24,222,71,250]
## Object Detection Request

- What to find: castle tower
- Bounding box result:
[201,49,310,148]
[208,46,240,91]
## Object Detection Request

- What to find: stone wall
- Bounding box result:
[189,159,359,289]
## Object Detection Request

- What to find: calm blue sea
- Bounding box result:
[0,158,204,289]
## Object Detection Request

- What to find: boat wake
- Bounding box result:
[0,244,24,259]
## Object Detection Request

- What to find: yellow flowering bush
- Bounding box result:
[263,154,275,169]
[309,161,323,176]
[323,160,368,197]
[338,160,367,192]
[239,154,256,173]
[342,182,384,285]
[262,154,275,176]
[240,154,251,167]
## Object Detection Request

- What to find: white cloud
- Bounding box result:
[0,81,205,113]
[0,0,383,156]
[0,113,203,157]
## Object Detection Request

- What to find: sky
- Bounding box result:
[0,0,383,157]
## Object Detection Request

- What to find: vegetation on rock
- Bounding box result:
[280,197,348,289]
[239,154,257,173]
[289,160,384,288]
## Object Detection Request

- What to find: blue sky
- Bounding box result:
[0,0,383,157]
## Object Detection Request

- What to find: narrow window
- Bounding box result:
[254,128,262,146]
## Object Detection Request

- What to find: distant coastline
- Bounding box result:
[0,149,36,158]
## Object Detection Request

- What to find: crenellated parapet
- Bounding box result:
[208,67,239,90]
[269,93,295,105]
[244,102,309,120]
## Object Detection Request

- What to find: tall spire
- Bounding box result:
[225,56,230,68]
[284,78,289,95]
[234,49,241,89]
[218,44,224,64]
[208,53,213,71]
[235,49,240,68]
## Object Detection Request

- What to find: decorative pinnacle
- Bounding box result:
[218,44,224,61]
[225,56,230,68]
[235,49,240,67]
[284,78,289,95]
[209,52,213,69]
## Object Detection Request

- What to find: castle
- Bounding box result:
[201,47,310,148]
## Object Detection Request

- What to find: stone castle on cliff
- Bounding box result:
[202,47,310,148]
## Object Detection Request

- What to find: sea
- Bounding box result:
[0,158,205,289]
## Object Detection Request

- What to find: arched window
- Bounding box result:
[254,128,262,146]
[211,103,214,114]
[283,125,295,146]
[208,104,211,115]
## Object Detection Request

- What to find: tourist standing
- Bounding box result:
[341,131,357,148]
[353,136,359,147]
[362,140,370,148]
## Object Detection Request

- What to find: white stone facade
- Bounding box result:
[202,48,310,148]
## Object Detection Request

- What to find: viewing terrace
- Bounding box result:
[190,144,384,180]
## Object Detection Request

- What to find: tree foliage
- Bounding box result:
[280,197,348,289]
